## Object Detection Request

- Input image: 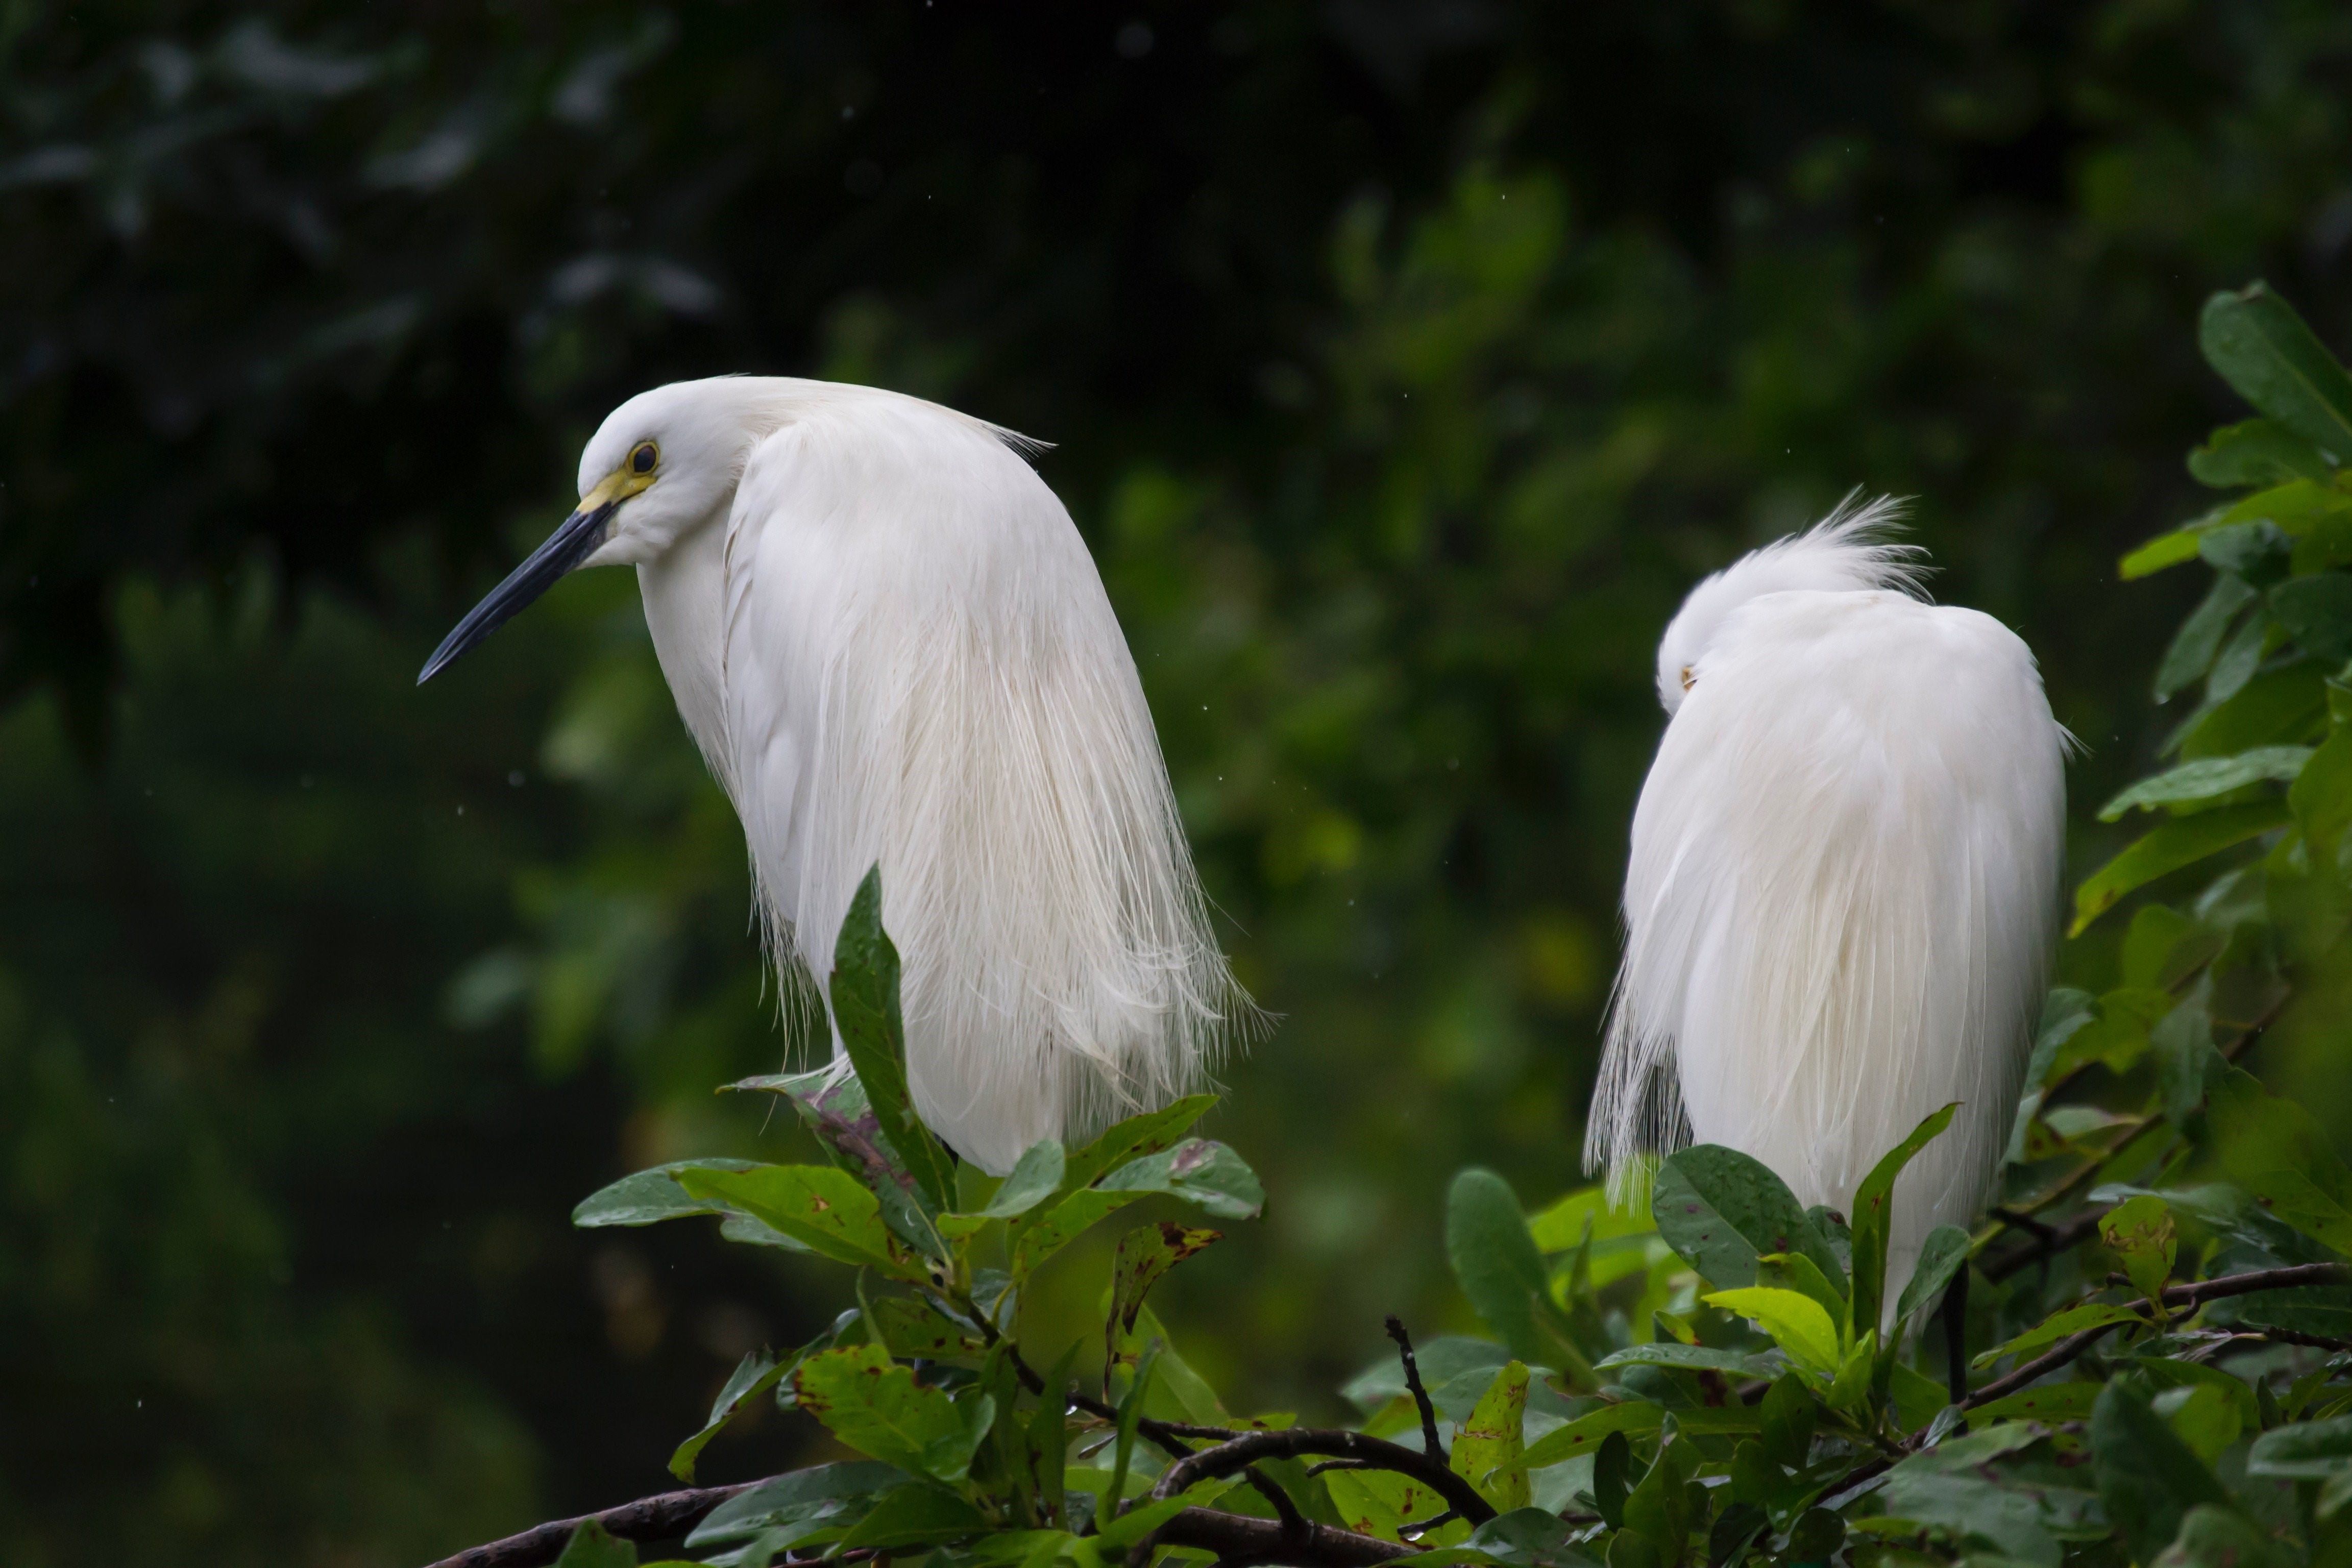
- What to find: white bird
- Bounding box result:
[1584,498,2067,1309]
[420,377,1249,1173]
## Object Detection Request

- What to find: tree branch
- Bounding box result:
[1929,1261,2352,1433]
[1154,1506,1418,1566]
[1981,995,2286,1280]
[419,1479,762,1568]
[1384,1316,1446,1461]
[1148,1429,1496,1526]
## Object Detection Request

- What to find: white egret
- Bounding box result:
[1584,498,2067,1311]
[421,377,1249,1173]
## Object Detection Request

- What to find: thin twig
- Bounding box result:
[419,1479,763,1568]
[1384,1316,1446,1460]
[1952,1321,2127,1418]
[1241,1466,1310,1541]
[1148,1429,1498,1526]
[2207,1329,2352,1355]
[1399,1509,1460,1538]
[1928,1261,2352,1434]
[2166,1262,2348,1308]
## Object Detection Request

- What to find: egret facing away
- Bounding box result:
[1585,499,2067,1311]
[420,377,1249,1172]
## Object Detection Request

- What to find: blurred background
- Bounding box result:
[6,2,2352,1562]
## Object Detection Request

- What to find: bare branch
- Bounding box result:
[418,1479,761,1568]
[1384,1316,1445,1461]
[1154,1506,1418,1566]
[1149,1429,1496,1526]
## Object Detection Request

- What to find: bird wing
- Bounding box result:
[1591,589,2065,1276]
[715,397,1243,1171]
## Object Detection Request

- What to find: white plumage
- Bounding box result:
[1585,498,2067,1304]
[421,377,1248,1173]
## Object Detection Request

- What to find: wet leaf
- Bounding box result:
[1650,1144,1842,1290]
[828,867,959,1213]
[1451,1360,1530,1510]
[791,1342,992,1483]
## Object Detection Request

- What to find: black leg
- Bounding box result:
[1943,1265,1971,1405]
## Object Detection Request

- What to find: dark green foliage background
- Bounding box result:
[6,2,2352,1563]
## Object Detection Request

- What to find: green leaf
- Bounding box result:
[1754,1250,1846,1321]
[2178,661,2329,758]
[828,867,959,1214]
[1059,1095,1218,1192]
[1650,1144,1842,1290]
[2121,527,2207,580]
[1894,1226,1971,1325]
[1463,1507,1604,1568]
[1825,1327,1875,1411]
[670,1346,789,1482]
[2091,1381,2230,1567]
[833,1484,989,1552]
[866,1296,986,1363]
[2246,1412,2352,1479]
[1703,1288,1841,1380]
[1872,1472,2062,1568]
[1962,1382,2103,1429]
[1758,1373,1816,1467]
[1594,1343,1782,1378]
[1592,1432,1631,1532]
[792,1342,992,1483]
[1094,1497,1194,1551]
[2097,746,2311,820]
[2152,1383,2240,1464]
[1503,1401,1663,1473]
[2189,417,2340,488]
[1448,1168,1561,1363]
[553,1520,637,1568]
[1526,1185,1657,1252]
[2200,282,2352,464]
[572,1158,769,1228]
[1877,1426,2098,1567]
[2099,1196,2178,1307]
[2152,1504,2289,1568]
[2070,799,2293,935]
[1619,1434,1695,1559]
[2155,575,2260,701]
[1104,1339,1160,1526]
[2207,1067,2352,1254]
[2200,519,2296,586]
[1326,1466,1460,1541]
[1451,1361,1531,1510]
[2150,989,2222,1128]
[684,1461,910,1552]
[677,1164,919,1279]
[977,1141,1066,1219]
[2290,712,2352,858]
[1094,1138,1264,1219]
[1848,1103,1956,1340]
[1116,1305,1231,1429]
[1105,1222,1220,1385]
[2273,572,2352,663]
[1971,1301,2140,1370]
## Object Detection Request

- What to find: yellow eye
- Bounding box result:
[1679,666,1696,693]
[628,440,659,475]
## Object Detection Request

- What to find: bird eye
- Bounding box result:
[628,441,658,475]
[1679,666,1696,692]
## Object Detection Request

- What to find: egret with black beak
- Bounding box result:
[421,378,1249,1172]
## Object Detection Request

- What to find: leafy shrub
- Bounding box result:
[470,284,2352,1568]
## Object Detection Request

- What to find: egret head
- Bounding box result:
[1651,493,1919,716]
[417,379,774,683]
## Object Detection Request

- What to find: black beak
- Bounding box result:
[416,500,616,684]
